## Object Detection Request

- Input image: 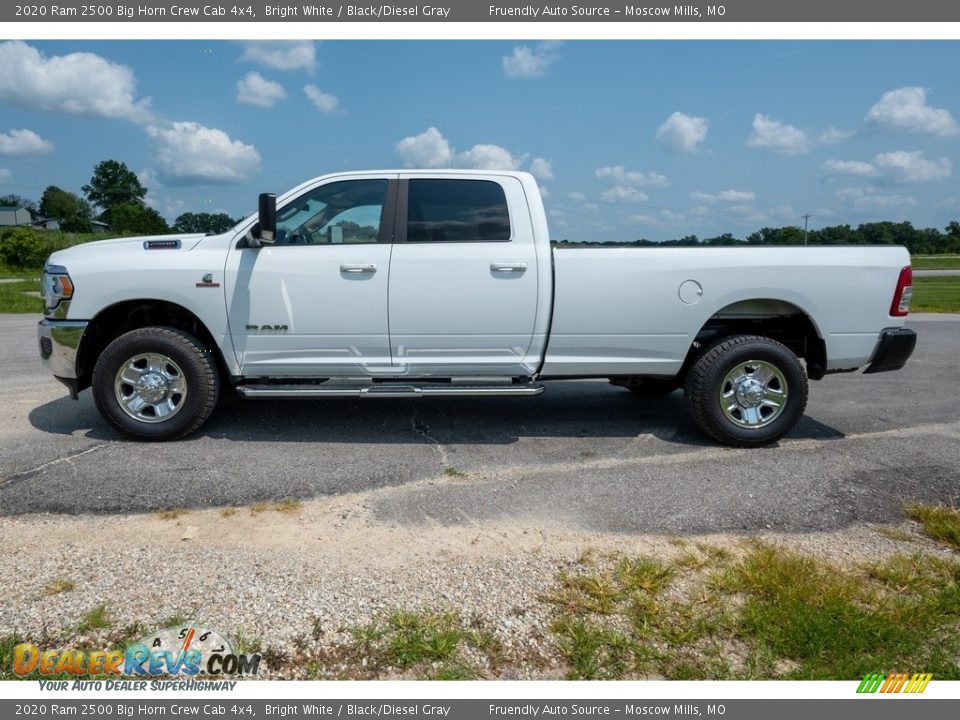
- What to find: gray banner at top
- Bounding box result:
[5,0,960,23]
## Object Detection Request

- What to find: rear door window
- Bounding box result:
[405,179,511,243]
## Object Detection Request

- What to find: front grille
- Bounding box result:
[39,336,52,358]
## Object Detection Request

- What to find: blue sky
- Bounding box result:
[0,40,958,240]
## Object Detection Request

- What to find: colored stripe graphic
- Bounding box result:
[858,672,931,693]
[857,673,885,693]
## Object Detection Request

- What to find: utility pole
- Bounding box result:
[801,213,812,245]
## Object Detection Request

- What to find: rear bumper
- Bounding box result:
[864,327,917,374]
[38,319,88,391]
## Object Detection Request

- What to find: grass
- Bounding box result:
[911,276,960,313]
[157,508,187,520]
[41,578,75,597]
[907,503,960,550]
[273,499,303,514]
[544,542,960,680]
[344,609,503,679]
[251,499,303,515]
[0,276,42,313]
[443,467,468,479]
[911,255,960,270]
[72,604,112,633]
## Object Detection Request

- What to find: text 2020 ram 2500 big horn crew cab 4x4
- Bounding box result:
[38,170,917,447]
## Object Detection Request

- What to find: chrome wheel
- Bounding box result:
[719,360,788,429]
[114,353,187,424]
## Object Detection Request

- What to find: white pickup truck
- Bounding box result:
[38,170,917,446]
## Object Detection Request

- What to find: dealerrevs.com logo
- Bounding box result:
[13,625,261,678]
[857,673,932,694]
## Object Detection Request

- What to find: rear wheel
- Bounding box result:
[92,327,219,441]
[684,335,807,447]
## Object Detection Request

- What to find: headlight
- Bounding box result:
[41,264,74,314]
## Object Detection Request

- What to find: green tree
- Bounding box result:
[111,203,169,235]
[173,212,239,235]
[39,186,93,233]
[82,160,147,223]
[0,194,40,222]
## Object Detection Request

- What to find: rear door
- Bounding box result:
[387,175,540,377]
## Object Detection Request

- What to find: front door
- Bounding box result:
[225,176,397,377]
[387,175,540,377]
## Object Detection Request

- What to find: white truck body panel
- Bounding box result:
[46,169,911,383]
[543,245,910,376]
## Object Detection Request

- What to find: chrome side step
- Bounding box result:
[236,383,545,399]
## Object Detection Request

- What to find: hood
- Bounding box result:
[47,233,207,266]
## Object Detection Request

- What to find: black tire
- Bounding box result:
[684,335,808,448]
[627,378,682,397]
[92,326,220,441]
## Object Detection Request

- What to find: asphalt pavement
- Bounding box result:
[1,314,957,534]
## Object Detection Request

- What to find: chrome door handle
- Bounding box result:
[490,263,527,273]
[340,263,377,273]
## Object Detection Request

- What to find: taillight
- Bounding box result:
[890,266,912,317]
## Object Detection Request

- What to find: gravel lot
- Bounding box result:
[0,313,958,674]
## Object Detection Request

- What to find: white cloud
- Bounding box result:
[0,40,152,123]
[728,205,770,223]
[595,166,669,188]
[236,72,286,107]
[239,41,316,72]
[873,150,951,183]
[822,152,951,184]
[529,157,554,181]
[395,127,454,168]
[502,42,561,79]
[690,189,756,203]
[0,168,11,183]
[822,159,877,177]
[819,127,854,145]
[655,111,709,154]
[459,143,523,171]
[747,113,812,155]
[595,166,666,205]
[538,185,550,199]
[0,128,54,156]
[394,126,550,174]
[568,192,586,202]
[768,205,798,222]
[600,186,649,204]
[146,121,261,186]
[836,186,917,211]
[866,86,959,137]
[583,203,599,213]
[625,213,660,225]
[303,85,339,114]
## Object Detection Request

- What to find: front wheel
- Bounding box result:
[92,327,220,441]
[684,335,808,447]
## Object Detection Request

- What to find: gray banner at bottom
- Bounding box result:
[1,700,957,720]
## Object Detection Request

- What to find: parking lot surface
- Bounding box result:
[1,314,957,533]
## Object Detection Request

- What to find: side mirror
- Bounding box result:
[258,193,277,245]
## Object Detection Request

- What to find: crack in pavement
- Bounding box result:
[0,442,116,489]
[409,402,450,469]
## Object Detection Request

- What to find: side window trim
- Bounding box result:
[395,178,513,244]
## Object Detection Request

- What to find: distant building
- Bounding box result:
[35,218,60,231]
[0,206,32,227]
[33,218,112,233]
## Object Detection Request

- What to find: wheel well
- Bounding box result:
[685,300,827,380]
[76,300,228,392]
